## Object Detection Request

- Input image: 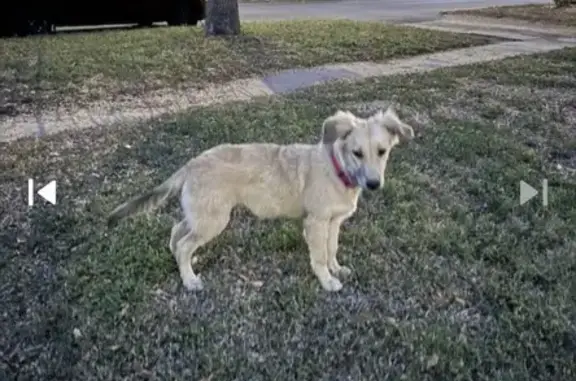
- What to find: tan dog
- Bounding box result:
[108,107,414,292]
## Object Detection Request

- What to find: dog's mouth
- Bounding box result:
[355,174,367,189]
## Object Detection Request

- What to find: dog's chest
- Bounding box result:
[330,190,360,219]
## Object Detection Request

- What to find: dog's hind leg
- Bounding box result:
[175,210,230,291]
[169,219,188,255]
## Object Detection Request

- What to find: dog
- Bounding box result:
[107,106,414,292]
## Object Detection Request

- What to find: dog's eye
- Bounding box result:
[377,148,387,157]
[353,150,364,159]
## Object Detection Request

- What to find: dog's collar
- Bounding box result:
[330,149,356,188]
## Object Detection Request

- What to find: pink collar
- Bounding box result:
[330,150,356,188]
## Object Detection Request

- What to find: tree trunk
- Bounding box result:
[204,0,241,36]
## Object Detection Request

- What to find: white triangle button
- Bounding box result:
[37,180,57,205]
[519,180,537,206]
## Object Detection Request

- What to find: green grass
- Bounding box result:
[0,20,498,115]
[2,48,576,380]
[444,4,576,27]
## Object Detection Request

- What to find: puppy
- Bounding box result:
[108,107,414,291]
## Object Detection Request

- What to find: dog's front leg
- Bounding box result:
[304,216,343,292]
[327,217,352,278]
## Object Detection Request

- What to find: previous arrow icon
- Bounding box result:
[37,180,57,205]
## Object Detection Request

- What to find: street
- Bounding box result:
[55,0,549,32]
[239,0,549,23]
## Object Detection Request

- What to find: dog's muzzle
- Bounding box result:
[352,166,382,191]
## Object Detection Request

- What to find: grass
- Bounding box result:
[0,20,499,116]
[2,48,576,380]
[444,3,576,28]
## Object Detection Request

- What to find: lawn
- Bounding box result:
[1,48,576,380]
[444,3,576,28]
[0,20,498,116]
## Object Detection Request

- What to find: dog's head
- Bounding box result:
[321,106,414,191]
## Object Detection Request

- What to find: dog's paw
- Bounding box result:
[182,276,204,291]
[335,265,352,278]
[320,276,343,292]
[329,263,352,278]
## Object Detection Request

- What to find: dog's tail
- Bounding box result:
[107,165,189,228]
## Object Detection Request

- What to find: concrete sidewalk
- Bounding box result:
[407,14,576,40]
[1,17,575,142]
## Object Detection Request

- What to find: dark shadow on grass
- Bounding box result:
[0,201,90,378]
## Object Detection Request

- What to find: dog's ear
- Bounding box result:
[373,106,414,142]
[321,110,357,145]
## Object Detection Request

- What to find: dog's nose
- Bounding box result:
[366,179,380,190]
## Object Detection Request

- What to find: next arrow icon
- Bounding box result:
[519,180,548,206]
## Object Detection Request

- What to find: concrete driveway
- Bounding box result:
[239,0,549,23]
